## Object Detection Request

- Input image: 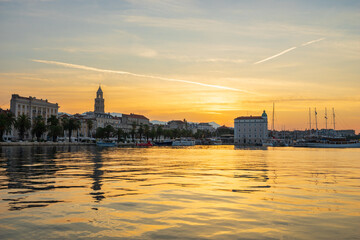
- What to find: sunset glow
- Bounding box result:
[0,1,359,132]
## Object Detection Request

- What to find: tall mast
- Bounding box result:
[332,108,335,130]
[272,102,275,131]
[309,107,311,131]
[325,107,328,130]
[315,107,318,131]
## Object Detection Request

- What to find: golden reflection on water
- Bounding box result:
[0,145,360,239]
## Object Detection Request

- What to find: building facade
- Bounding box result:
[10,94,59,121]
[10,94,59,140]
[234,111,268,145]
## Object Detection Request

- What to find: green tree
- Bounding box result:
[138,124,144,142]
[131,122,137,142]
[0,111,15,142]
[14,114,31,141]
[96,127,105,139]
[86,119,93,138]
[104,125,115,139]
[144,124,150,141]
[32,115,47,141]
[150,126,156,141]
[47,115,62,142]
[62,118,81,142]
[156,125,163,141]
[116,128,124,142]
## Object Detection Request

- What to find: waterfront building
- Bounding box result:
[122,113,150,126]
[10,94,59,121]
[167,120,186,129]
[234,111,268,145]
[197,122,215,132]
[10,94,59,140]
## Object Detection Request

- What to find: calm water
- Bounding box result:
[0,146,359,240]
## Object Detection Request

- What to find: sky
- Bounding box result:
[0,0,359,132]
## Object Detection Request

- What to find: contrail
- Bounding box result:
[33,59,248,93]
[301,37,325,46]
[254,47,297,65]
[254,38,325,64]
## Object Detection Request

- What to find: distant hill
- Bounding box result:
[208,122,221,129]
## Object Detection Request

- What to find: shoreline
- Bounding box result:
[0,142,95,146]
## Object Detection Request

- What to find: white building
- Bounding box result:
[10,94,59,140]
[10,94,59,121]
[234,111,268,145]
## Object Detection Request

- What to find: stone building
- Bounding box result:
[234,111,268,145]
[10,94,59,140]
[10,94,59,121]
[94,86,105,113]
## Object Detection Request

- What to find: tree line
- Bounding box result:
[0,112,93,142]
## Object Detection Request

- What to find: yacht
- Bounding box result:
[172,138,195,146]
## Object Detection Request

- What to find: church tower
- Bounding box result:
[94,86,105,113]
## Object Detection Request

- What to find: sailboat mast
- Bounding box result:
[325,107,328,130]
[309,107,311,131]
[333,108,335,130]
[272,102,275,131]
[315,108,318,131]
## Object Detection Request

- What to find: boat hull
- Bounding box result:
[96,142,117,147]
[295,142,360,148]
[172,140,195,146]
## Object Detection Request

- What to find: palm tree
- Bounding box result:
[32,115,47,142]
[131,122,137,142]
[62,118,81,142]
[104,125,115,139]
[47,115,62,142]
[14,114,31,141]
[116,128,124,142]
[144,124,150,142]
[156,125,163,141]
[0,111,15,142]
[150,126,156,142]
[86,119,93,138]
[138,124,144,142]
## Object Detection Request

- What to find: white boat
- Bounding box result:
[96,141,117,147]
[172,138,195,146]
[294,137,360,148]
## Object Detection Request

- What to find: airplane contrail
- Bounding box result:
[254,47,297,65]
[254,38,325,65]
[301,37,325,46]
[32,59,249,93]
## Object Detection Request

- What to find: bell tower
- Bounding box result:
[94,85,105,113]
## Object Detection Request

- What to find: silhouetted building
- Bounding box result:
[94,86,105,113]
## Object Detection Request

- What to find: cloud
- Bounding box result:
[254,38,326,64]
[32,59,250,92]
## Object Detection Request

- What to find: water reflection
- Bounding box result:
[89,149,105,202]
[0,146,359,240]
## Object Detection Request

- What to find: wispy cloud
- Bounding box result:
[254,38,326,64]
[32,59,250,92]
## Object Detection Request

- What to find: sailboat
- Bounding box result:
[294,108,360,148]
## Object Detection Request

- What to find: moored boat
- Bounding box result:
[294,137,360,148]
[96,141,117,147]
[154,140,173,146]
[172,138,195,146]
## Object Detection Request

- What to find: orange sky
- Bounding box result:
[0,1,359,133]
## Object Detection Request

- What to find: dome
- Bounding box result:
[262,110,267,118]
